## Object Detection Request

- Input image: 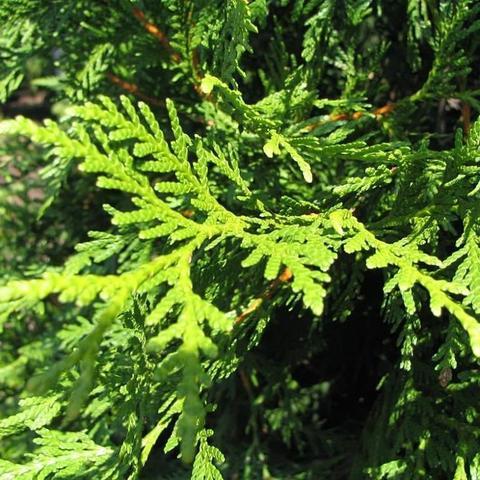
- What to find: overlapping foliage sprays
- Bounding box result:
[1,0,480,478]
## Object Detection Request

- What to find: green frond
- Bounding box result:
[213,0,257,84]
[0,429,112,479]
[191,430,225,480]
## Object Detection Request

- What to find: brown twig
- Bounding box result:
[132,7,211,101]
[235,267,293,325]
[181,209,195,219]
[132,7,181,63]
[305,102,396,132]
[373,103,396,117]
[106,73,164,106]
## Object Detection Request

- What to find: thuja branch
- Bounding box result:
[304,102,396,132]
[132,7,181,63]
[235,267,293,325]
[331,209,480,357]
[106,73,164,106]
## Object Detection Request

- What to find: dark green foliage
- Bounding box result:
[1,1,480,478]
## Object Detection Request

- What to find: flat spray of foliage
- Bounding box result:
[1,0,480,478]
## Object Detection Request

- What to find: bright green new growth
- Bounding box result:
[1,0,480,479]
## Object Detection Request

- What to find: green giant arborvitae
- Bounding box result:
[1,1,480,478]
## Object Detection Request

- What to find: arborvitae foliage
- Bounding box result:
[1,0,480,478]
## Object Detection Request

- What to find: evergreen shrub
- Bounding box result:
[1,1,480,478]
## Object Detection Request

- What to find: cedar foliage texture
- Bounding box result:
[1,1,480,478]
